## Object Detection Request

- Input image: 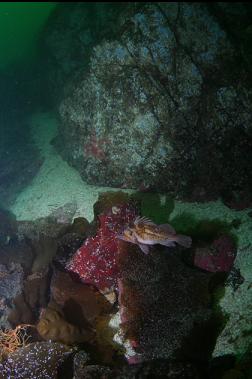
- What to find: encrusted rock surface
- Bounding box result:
[213,245,252,359]
[1,190,252,376]
[0,342,73,379]
[48,2,252,199]
[42,2,126,103]
[0,263,24,329]
[117,243,215,363]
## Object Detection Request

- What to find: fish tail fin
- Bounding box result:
[175,234,192,248]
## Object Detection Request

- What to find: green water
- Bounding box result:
[0,2,56,69]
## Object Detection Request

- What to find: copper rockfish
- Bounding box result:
[118,216,192,255]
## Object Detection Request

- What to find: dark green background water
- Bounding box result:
[0,2,56,69]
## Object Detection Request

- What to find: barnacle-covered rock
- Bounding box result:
[43,3,125,102]
[73,364,113,379]
[0,342,73,379]
[0,264,23,301]
[49,2,252,200]
[73,350,90,378]
[116,241,215,363]
[0,263,24,329]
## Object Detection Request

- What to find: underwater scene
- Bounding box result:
[0,2,252,378]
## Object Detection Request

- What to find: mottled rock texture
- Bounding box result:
[0,342,73,379]
[117,242,217,363]
[213,246,252,359]
[0,263,25,329]
[45,2,252,200]
[72,357,200,379]
[42,2,126,103]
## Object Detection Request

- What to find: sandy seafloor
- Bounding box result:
[10,111,252,237]
[10,112,133,222]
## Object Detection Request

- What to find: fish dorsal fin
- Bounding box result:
[158,223,176,234]
[134,216,155,226]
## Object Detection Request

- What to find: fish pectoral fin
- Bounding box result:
[117,234,127,241]
[138,243,150,255]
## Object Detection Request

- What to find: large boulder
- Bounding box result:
[42,2,127,104]
[51,2,252,200]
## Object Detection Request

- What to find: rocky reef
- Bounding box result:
[0,3,252,377]
[0,342,73,379]
[42,2,127,103]
[43,2,252,203]
[0,191,252,377]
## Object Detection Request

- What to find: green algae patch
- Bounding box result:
[133,193,240,244]
[234,345,252,379]
[171,214,238,244]
[132,192,174,224]
[129,194,252,361]
[0,2,56,69]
